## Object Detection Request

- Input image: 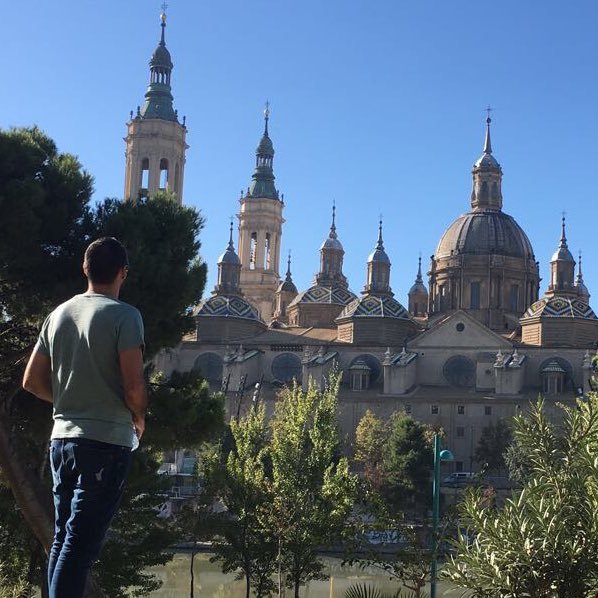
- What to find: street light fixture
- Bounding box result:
[431,432,454,598]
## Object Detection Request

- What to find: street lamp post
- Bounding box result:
[431,432,453,598]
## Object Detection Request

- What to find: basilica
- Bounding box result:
[132,14,598,471]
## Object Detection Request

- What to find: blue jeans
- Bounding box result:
[48,438,132,598]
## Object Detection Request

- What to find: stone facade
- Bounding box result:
[131,20,597,474]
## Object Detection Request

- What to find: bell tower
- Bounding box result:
[238,104,285,322]
[124,8,188,203]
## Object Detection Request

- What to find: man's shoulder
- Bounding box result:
[113,299,142,321]
[55,294,141,322]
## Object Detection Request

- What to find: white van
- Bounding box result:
[443,472,476,486]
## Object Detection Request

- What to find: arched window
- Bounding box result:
[480,181,489,201]
[271,353,302,384]
[174,163,180,194]
[491,181,499,200]
[159,158,169,190]
[193,352,223,385]
[140,158,149,197]
[249,233,257,270]
[264,233,271,270]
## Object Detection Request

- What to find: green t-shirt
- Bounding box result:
[36,292,145,448]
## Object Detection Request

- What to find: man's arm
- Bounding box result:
[22,349,53,403]
[119,346,147,439]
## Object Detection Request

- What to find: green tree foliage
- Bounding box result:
[444,397,598,597]
[354,409,387,490]
[93,194,206,358]
[0,127,94,322]
[474,418,512,473]
[203,374,358,598]
[206,404,276,598]
[265,375,359,598]
[146,369,225,449]
[354,410,433,516]
[0,127,217,596]
[381,413,433,516]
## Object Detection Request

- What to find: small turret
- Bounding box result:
[470,112,503,211]
[546,215,576,297]
[274,252,298,322]
[214,221,242,295]
[576,251,590,303]
[408,256,428,317]
[316,203,348,288]
[364,220,391,295]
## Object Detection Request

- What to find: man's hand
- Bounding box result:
[119,345,147,436]
[23,349,53,403]
[133,414,145,440]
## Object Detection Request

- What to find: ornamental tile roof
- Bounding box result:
[289,285,357,307]
[522,296,597,320]
[337,294,411,320]
[195,295,261,321]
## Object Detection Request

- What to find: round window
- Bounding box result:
[443,355,475,388]
[456,322,465,332]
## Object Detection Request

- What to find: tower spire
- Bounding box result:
[577,250,584,283]
[247,105,278,199]
[416,254,423,283]
[138,8,177,121]
[559,213,568,248]
[576,250,591,303]
[285,250,293,282]
[484,107,493,154]
[160,4,167,45]
[329,202,337,239]
[264,101,270,137]
[376,216,384,250]
[228,218,235,250]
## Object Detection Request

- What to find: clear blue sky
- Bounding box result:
[5,1,598,305]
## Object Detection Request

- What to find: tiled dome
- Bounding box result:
[436,210,535,260]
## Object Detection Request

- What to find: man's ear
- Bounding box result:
[82,261,89,278]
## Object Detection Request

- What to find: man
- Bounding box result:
[23,237,147,598]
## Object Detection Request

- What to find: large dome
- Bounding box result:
[436,209,535,260]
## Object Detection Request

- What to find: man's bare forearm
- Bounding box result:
[22,350,53,403]
[124,384,147,422]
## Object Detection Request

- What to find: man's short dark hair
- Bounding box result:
[84,237,129,284]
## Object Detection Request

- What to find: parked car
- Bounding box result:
[443,472,476,486]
